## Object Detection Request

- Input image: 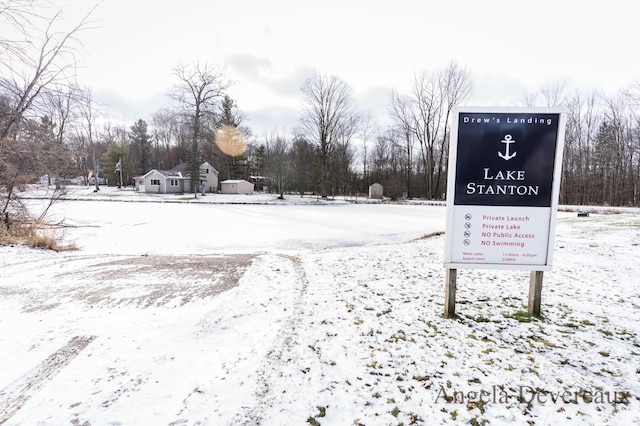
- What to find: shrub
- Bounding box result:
[0,220,76,251]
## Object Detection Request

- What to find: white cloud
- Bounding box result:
[53,0,639,136]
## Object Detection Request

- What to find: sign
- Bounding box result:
[444,107,566,270]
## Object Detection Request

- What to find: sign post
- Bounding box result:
[444,107,566,317]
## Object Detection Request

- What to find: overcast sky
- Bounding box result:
[59,0,638,137]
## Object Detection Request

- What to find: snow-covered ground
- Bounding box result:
[1,186,639,425]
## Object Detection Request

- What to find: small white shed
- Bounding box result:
[220,179,254,195]
[369,182,384,199]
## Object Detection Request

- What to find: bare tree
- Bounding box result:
[76,87,102,190]
[151,108,181,169]
[599,93,635,206]
[561,87,639,207]
[0,0,43,61]
[41,84,78,188]
[626,82,640,204]
[299,72,359,197]
[518,89,540,107]
[265,132,290,199]
[359,112,376,191]
[169,62,230,197]
[436,62,472,197]
[369,131,405,199]
[539,82,568,107]
[0,121,38,215]
[405,61,472,199]
[1,1,96,228]
[389,90,415,198]
[0,3,97,141]
[561,90,600,204]
[334,113,359,195]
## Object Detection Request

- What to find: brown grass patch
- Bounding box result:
[0,221,77,251]
[410,231,445,241]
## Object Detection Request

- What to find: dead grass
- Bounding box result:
[0,221,77,252]
[411,231,445,241]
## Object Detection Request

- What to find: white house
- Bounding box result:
[136,162,219,194]
[220,179,254,195]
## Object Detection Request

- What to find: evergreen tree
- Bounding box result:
[219,95,240,127]
[129,119,152,176]
[253,144,266,177]
[105,142,129,187]
[218,95,249,180]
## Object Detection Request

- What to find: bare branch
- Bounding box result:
[0,2,99,140]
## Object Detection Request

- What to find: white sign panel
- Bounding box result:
[444,107,566,270]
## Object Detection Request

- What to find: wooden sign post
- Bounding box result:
[444,268,457,318]
[528,271,544,316]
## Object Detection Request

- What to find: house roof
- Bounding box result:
[221,179,251,184]
[139,162,219,179]
[170,162,219,175]
[169,163,188,173]
[142,169,184,179]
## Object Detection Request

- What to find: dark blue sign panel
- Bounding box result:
[445,108,566,270]
[454,112,560,207]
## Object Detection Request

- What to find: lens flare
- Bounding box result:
[216,125,246,157]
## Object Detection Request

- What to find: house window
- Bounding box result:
[169,179,178,186]
[150,179,160,186]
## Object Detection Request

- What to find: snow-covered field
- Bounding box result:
[1,186,639,425]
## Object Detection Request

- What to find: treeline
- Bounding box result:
[361,83,640,206]
[560,89,640,206]
[3,64,639,208]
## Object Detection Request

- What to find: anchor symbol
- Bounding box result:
[498,134,517,160]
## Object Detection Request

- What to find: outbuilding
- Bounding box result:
[220,179,254,195]
[369,182,384,199]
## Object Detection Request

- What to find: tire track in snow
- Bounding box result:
[235,254,308,425]
[0,335,96,424]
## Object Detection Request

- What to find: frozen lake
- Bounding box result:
[43,200,449,255]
